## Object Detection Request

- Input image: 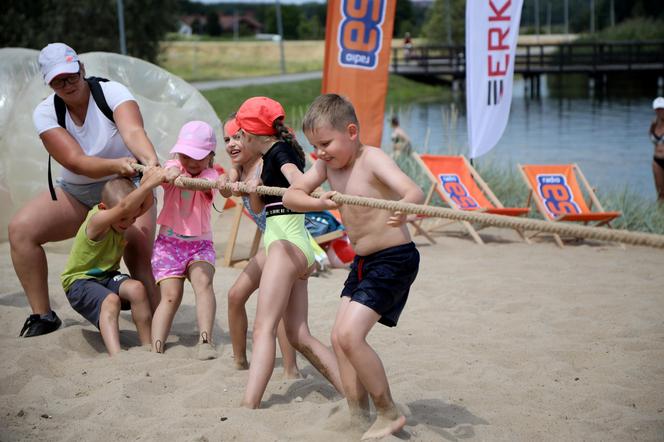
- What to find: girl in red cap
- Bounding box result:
[219,115,301,379]
[150,121,220,360]
[233,97,343,408]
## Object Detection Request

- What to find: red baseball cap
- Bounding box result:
[236,96,285,136]
[224,118,240,138]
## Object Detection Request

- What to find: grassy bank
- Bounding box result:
[578,18,664,42]
[202,75,451,125]
[159,40,325,82]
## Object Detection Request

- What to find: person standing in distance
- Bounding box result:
[650,97,664,202]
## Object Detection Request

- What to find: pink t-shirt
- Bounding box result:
[157,159,219,237]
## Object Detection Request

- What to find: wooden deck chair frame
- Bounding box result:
[222,197,345,268]
[518,163,621,248]
[411,153,530,244]
[222,197,262,268]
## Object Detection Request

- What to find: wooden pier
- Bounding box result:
[391,41,664,90]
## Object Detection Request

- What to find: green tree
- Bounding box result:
[422,0,465,44]
[394,0,415,37]
[297,15,324,40]
[0,0,176,63]
[191,18,204,35]
[124,0,178,61]
[298,3,326,40]
[205,11,222,36]
[264,4,303,40]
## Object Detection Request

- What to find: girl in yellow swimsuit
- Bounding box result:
[234,96,343,408]
[219,116,300,378]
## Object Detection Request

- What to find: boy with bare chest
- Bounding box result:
[284,94,424,440]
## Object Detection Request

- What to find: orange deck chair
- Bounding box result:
[411,154,531,244]
[518,163,621,247]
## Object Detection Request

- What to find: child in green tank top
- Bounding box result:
[61,167,165,356]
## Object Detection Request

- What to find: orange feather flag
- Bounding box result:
[322,0,396,147]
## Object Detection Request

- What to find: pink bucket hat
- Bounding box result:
[170,121,217,160]
[39,43,80,85]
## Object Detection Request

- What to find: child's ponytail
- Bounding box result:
[273,118,305,163]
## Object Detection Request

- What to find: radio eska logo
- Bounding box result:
[536,174,581,217]
[439,174,479,210]
[486,0,514,106]
[337,0,386,70]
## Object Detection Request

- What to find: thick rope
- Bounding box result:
[133,164,664,249]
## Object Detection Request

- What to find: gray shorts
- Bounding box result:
[58,176,142,209]
[66,272,132,328]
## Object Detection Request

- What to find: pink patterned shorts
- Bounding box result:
[151,234,216,283]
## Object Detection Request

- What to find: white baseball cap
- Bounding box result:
[653,97,664,110]
[38,43,80,85]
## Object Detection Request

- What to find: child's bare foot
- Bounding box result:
[360,406,406,440]
[196,332,217,360]
[282,368,302,380]
[240,399,259,409]
[349,406,371,427]
[233,356,249,370]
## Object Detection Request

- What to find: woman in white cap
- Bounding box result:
[9,43,161,337]
[650,97,664,201]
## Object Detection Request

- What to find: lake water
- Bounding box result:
[380,76,660,199]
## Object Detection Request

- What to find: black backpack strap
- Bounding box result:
[85,77,115,124]
[47,77,116,201]
[54,94,67,128]
[48,95,69,201]
[47,156,57,201]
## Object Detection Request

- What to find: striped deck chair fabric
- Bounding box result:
[412,154,530,244]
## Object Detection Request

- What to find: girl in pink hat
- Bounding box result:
[150,121,220,360]
[232,97,343,408]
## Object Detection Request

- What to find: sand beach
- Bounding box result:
[1,215,663,441]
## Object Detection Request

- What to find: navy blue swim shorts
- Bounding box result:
[341,242,419,327]
[66,272,132,328]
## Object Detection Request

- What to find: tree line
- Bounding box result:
[4,0,659,64]
[0,0,427,63]
[423,0,664,45]
[179,0,427,41]
[2,0,177,63]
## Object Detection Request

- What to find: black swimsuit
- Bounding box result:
[261,141,304,216]
[651,130,664,169]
